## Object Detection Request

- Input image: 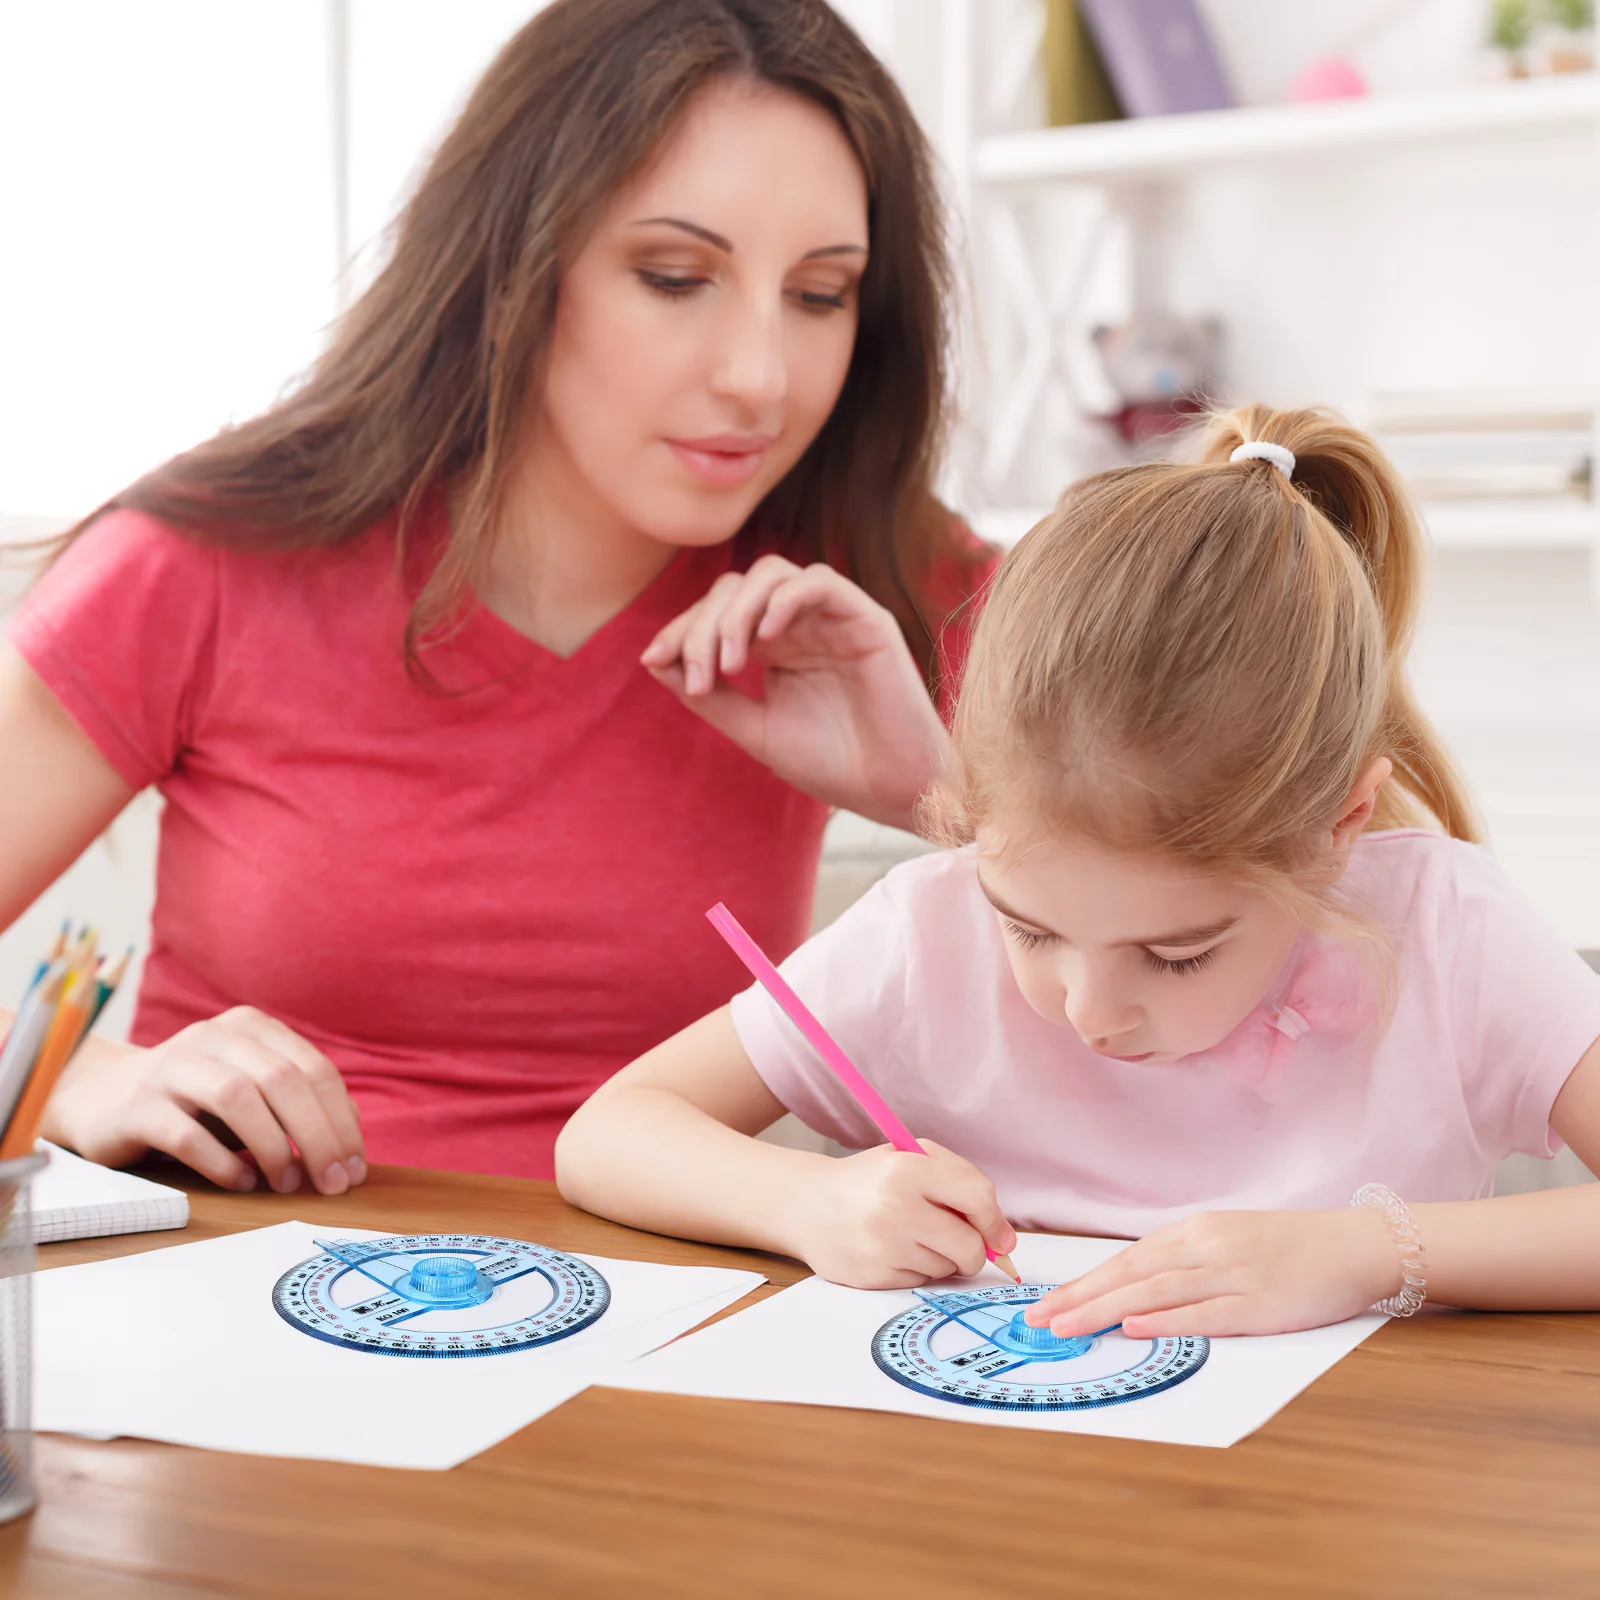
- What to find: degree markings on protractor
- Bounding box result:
[272,1233,610,1358]
[872,1283,1208,1411]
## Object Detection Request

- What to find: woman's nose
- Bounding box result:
[709,289,787,411]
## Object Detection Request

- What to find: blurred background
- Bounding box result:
[1,1,1596,1185]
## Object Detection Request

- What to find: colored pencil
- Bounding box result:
[0,940,98,1160]
[707,902,1022,1283]
[0,965,67,1136]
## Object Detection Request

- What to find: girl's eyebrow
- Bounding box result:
[629,216,867,260]
[976,877,1061,937]
[1131,916,1239,948]
[977,875,1237,948]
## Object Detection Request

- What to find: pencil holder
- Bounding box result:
[0,1151,45,1524]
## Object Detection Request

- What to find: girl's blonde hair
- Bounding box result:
[928,404,1479,926]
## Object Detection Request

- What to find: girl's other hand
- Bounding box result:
[1025,1207,1402,1340]
[41,1007,367,1197]
[640,555,949,831]
[786,1138,1017,1289]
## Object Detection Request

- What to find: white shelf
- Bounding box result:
[974,73,1600,185]
[972,501,1597,553]
[1421,500,1596,549]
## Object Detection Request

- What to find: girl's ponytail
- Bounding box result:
[1194,405,1480,843]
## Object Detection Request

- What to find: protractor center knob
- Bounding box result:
[407,1256,481,1302]
[1006,1309,1092,1357]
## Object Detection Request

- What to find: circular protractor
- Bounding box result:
[871,1283,1208,1412]
[272,1233,609,1358]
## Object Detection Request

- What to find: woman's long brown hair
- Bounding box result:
[50,0,970,682]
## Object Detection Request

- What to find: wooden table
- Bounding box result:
[4,1166,1599,1598]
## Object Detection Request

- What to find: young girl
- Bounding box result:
[556,404,1600,1340]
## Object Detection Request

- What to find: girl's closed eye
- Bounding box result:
[1144,946,1218,977]
[1002,918,1055,951]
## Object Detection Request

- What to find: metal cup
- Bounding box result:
[0,1151,46,1524]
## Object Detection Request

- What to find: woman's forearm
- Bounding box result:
[1414,1184,1600,1310]
[555,1084,828,1258]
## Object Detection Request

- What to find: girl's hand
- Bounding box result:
[785,1139,1017,1289]
[640,556,950,831]
[1025,1208,1402,1339]
[41,1007,367,1197]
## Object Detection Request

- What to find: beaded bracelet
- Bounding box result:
[1350,1182,1429,1317]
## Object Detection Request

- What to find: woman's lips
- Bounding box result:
[666,436,771,487]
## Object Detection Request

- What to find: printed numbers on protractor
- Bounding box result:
[872,1284,1208,1411]
[272,1233,610,1358]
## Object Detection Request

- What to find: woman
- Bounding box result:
[7,0,988,1190]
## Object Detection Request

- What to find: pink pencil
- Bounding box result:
[707,902,1020,1283]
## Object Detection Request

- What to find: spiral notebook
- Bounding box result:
[28,1141,188,1244]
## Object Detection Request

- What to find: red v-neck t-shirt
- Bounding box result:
[12,502,867,1178]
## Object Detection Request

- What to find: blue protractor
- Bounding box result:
[872,1284,1208,1411]
[271,1233,609,1358]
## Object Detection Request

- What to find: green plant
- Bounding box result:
[1489,0,1534,50]
[1547,0,1595,31]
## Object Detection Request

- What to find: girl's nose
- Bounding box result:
[1061,980,1138,1048]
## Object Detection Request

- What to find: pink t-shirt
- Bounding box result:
[731,831,1600,1238]
[12,504,840,1179]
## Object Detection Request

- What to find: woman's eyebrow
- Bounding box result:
[631,216,733,251]
[629,217,867,262]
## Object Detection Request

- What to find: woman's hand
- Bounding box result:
[1025,1208,1402,1340]
[640,555,950,831]
[784,1139,1017,1290]
[42,1007,367,1197]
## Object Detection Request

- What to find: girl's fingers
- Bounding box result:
[1122,1295,1252,1339]
[901,1242,965,1283]
[916,1204,991,1279]
[916,1144,1012,1252]
[1045,1268,1216,1340]
[1026,1242,1160,1324]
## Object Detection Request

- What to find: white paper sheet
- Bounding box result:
[35,1221,764,1469]
[608,1232,1385,1448]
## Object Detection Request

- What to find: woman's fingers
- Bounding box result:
[168,1025,352,1195]
[138,1096,257,1192]
[167,1050,301,1191]
[227,1009,364,1171]
[713,557,803,674]
[677,574,746,694]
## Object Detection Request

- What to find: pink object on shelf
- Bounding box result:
[1292,56,1368,102]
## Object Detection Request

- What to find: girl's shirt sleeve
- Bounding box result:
[7,511,220,789]
[728,872,912,1149]
[1436,840,1600,1158]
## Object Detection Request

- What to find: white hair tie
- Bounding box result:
[1230,440,1295,480]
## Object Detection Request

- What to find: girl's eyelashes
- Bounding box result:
[1144,947,1217,977]
[1002,918,1055,950]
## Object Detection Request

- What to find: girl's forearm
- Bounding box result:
[554,1084,829,1259]
[1414,1184,1600,1310]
